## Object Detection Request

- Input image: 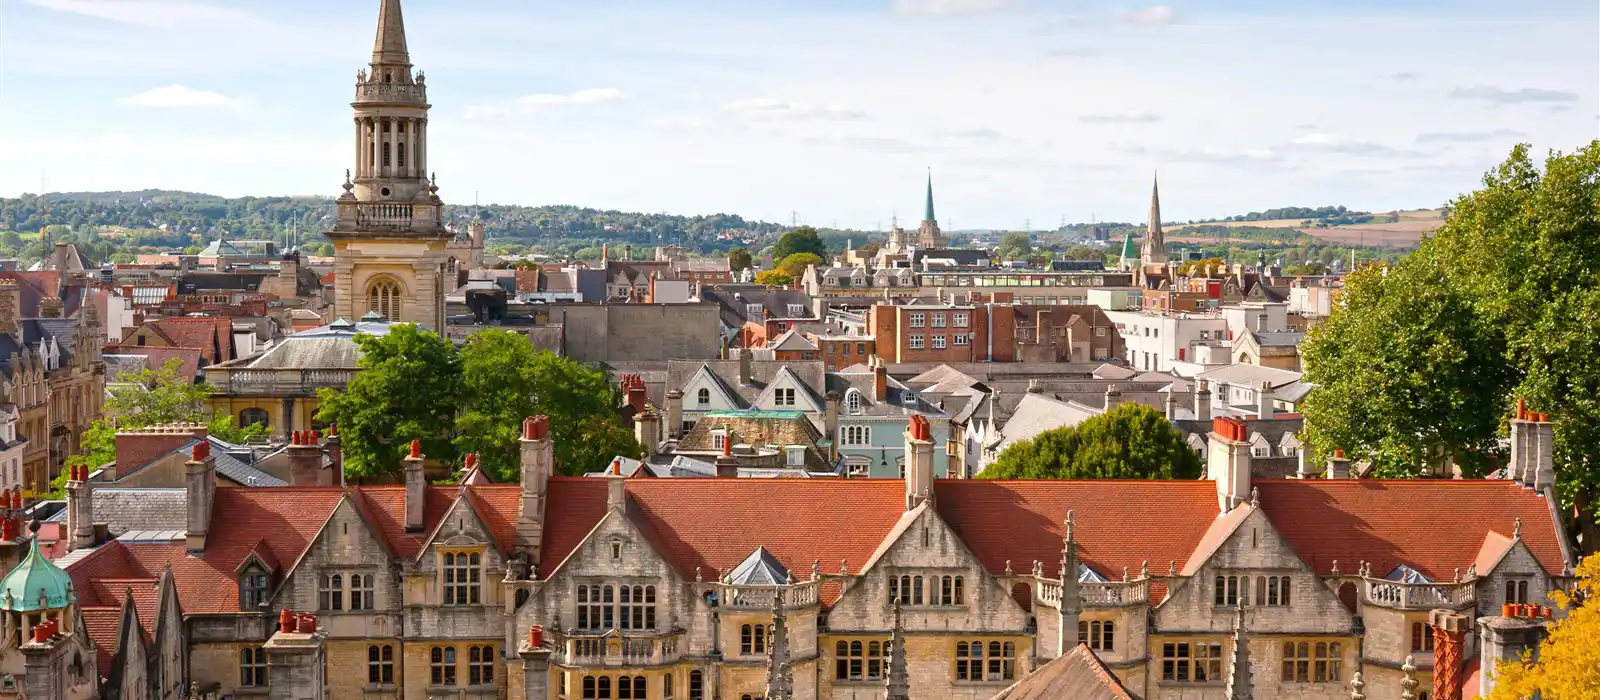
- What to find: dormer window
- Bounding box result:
[240,567,270,610]
[903,391,918,406]
[441,550,483,606]
[746,303,763,319]
[787,304,804,317]
[697,388,710,406]
[711,430,727,452]
[846,390,863,415]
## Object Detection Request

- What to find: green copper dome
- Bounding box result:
[1,533,74,612]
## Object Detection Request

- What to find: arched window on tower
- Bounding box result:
[383,143,392,167]
[369,142,376,168]
[398,142,406,168]
[367,278,402,321]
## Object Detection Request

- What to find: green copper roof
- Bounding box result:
[704,409,809,420]
[1,535,74,613]
[1119,231,1138,260]
[923,172,936,223]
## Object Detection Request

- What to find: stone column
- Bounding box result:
[1430,610,1469,700]
[418,118,427,179]
[263,611,327,700]
[519,625,553,700]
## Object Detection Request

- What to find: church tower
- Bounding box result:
[325,0,450,330]
[916,171,945,249]
[1141,173,1166,268]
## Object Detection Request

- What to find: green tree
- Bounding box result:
[772,227,827,261]
[728,247,753,272]
[980,403,1203,479]
[453,330,640,479]
[316,324,463,478]
[1300,141,1600,549]
[1061,244,1107,262]
[57,358,216,495]
[995,232,1032,261]
[754,270,792,286]
[776,252,823,279]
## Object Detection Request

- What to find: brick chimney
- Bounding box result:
[517,416,553,565]
[1194,382,1212,421]
[664,390,684,440]
[403,440,426,533]
[714,431,739,478]
[1430,610,1469,700]
[903,415,935,510]
[873,357,888,403]
[65,465,95,551]
[185,441,216,554]
[1207,417,1252,512]
[0,279,19,338]
[286,430,324,486]
[1103,384,1123,411]
[115,424,208,479]
[621,374,647,415]
[823,391,841,461]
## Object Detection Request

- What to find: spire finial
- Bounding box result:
[371,0,412,67]
[1225,602,1251,700]
[1513,517,1522,539]
[885,597,911,700]
[923,168,936,224]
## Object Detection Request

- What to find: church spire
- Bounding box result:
[916,169,945,249]
[371,0,411,68]
[923,169,937,224]
[1142,172,1166,266]
[1225,603,1251,699]
[885,598,911,700]
[1056,510,1082,657]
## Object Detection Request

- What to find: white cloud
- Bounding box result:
[117,84,244,110]
[1080,110,1162,124]
[24,0,274,30]
[721,98,866,122]
[1288,132,1398,155]
[1449,85,1579,105]
[1414,128,1525,144]
[643,117,709,130]
[894,0,1013,16]
[516,88,632,107]
[935,128,1006,140]
[1116,143,1281,165]
[1113,5,1177,26]
[463,105,513,121]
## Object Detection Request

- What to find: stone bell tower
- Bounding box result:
[325,0,450,331]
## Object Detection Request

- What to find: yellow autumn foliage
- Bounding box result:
[1486,554,1600,699]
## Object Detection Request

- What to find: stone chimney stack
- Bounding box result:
[403,439,426,533]
[739,348,754,385]
[1257,381,1275,419]
[1477,604,1552,699]
[903,415,935,510]
[1207,417,1253,512]
[715,432,740,478]
[519,625,554,699]
[1194,382,1213,421]
[606,475,627,514]
[1430,610,1469,700]
[634,409,660,458]
[1326,450,1350,479]
[324,424,344,487]
[263,611,328,696]
[1164,391,1178,420]
[1103,384,1123,412]
[65,465,95,551]
[286,430,324,486]
[517,416,553,564]
[665,390,684,440]
[0,279,19,338]
[51,243,69,280]
[1508,400,1554,492]
[185,441,216,554]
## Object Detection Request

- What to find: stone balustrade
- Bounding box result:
[547,629,685,668]
[1034,577,1151,608]
[704,580,821,610]
[1362,577,1476,610]
[338,200,443,234]
[355,81,427,104]
[205,368,356,396]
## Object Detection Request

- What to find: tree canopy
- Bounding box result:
[772,227,827,261]
[995,232,1032,261]
[318,326,639,479]
[980,403,1203,479]
[727,247,753,272]
[1299,141,1600,549]
[776,252,823,279]
[453,330,640,480]
[754,270,793,286]
[1486,554,1600,699]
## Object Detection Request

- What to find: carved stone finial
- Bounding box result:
[1250,487,1259,507]
[840,559,848,576]
[695,567,703,583]
[1349,671,1366,700]
[812,559,821,582]
[1332,559,1340,575]
[1004,560,1013,575]
[1122,566,1129,582]
[1169,560,1177,577]
[1453,567,1461,582]
[1141,561,1149,579]
[1400,655,1418,700]
[1513,517,1522,539]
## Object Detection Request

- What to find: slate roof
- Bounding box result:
[826,369,947,418]
[1196,363,1303,390]
[45,489,188,534]
[728,547,790,585]
[667,359,826,410]
[211,318,394,371]
[104,346,204,383]
[676,412,833,471]
[992,393,1100,453]
[700,286,815,327]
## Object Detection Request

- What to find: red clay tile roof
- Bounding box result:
[996,643,1136,700]
[349,485,460,560]
[81,608,124,671]
[103,345,203,383]
[79,578,160,673]
[1254,480,1569,579]
[934,480,1222,583]
[144,317,234,364]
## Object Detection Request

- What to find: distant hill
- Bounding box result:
[1164,208,1442,249]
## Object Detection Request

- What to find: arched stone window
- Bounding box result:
[240,408,269,428]
[366,277,402,320]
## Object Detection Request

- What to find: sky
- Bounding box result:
[1,0,1596,230]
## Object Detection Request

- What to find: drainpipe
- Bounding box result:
[986,303,994,362]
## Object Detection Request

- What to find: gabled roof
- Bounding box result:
[991,644,1136,700]
[771,329,819,352]
[728,547,790,585]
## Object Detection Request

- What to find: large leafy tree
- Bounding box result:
[728,247,753,272]
[776,252,823,279]
[995,232,1032,261]
[317,324,463,478]
[772,227,827,261]
[1299,142,1600,550]
[453,330,640,479]
[1486,555,1600,699]
[980,403,1202,479]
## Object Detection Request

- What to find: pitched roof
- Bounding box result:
[1253,479,1569,579]
[991,644,1136,700]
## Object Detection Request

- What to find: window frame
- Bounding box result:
[953,639,1016,683]
[834,638,888,682]
[468,644,496,686]
[368,644,395,685]
[841,424,871,447]
[440,549,484,606]
[240,647,268,688]
[431,646,458,686]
